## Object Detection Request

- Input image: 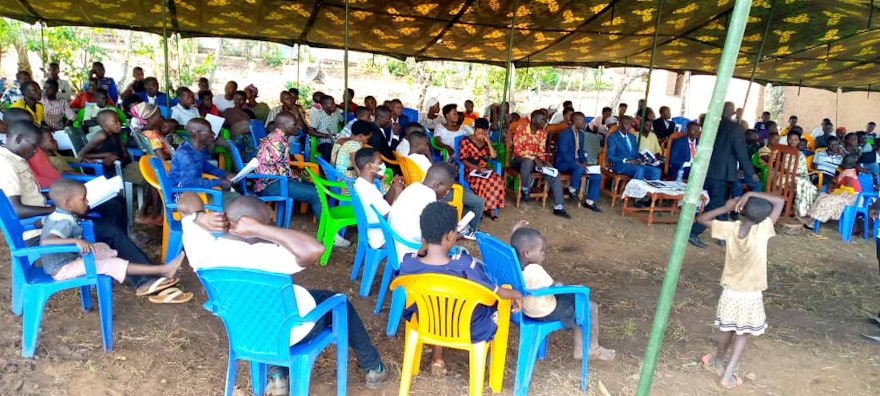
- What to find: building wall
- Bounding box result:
[781,87,880,132]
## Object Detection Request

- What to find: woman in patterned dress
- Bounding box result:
[786,133,819,226]
[459,118,504,220]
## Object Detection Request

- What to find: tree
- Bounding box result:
[25,26,106,89]
[609,68,648,110]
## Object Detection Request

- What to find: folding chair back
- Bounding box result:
[765,144,800,217]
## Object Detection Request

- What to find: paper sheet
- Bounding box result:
[53,130,74,151]
[469,168,493,179]
[204,114,225,138]
[85,175,122,209]
[587,165,601,174]
[230,157,259,183]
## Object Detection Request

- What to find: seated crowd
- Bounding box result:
[2,62,877,392]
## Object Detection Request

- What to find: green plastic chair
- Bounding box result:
[431,136,450,161]
[305,168,356,265]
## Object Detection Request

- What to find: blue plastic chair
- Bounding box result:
[838,173,877,242]
[315,156,353,183]
[475,231,591,396]
[671,116,691,132]
[0,191,113,358]
[402,107,419,126]
[369,205,422,319]
[346,181,388,298]
[584,116,594,124]
[227,144,294,228]
[150,157,224,261]
[158,105,170,119]
[196,267,348,396]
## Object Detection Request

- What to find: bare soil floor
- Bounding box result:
[2,196,880,395]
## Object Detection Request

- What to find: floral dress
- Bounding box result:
[460,137,505,211]
[792,153,818,218]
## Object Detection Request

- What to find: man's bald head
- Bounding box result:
[226,196,272,224]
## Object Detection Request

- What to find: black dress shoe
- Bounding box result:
[521,191,532,203]
[553,209,571,219]
[582,202,601,212]
[688,236,708,249]
[718,240,727,247]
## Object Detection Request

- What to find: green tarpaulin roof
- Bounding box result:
[2,0,879,91]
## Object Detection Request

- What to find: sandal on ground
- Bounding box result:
[720,374,744,389]
[430,359,448,377]
[809,233,828,240]
[148,287,193,304]
[135,277,180,296]
[699,353,725,374]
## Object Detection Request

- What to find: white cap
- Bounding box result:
[605,116,619,126]
[426,97,439,108]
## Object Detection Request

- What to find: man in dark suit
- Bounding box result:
[607,116,662,180]
[688,102,759,248]
[668,121,700,179]
[652,106,677,140]
[556,112,601,212]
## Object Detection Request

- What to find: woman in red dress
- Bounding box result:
[459,118,505,220]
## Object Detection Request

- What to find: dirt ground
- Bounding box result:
[2,196,880,396]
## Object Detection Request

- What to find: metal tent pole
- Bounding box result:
[161,0,171,110]
[499,0,519,139]
[296,44,301,88]
[639,0,664,142]
[343,0,350,119]
[743,1,775,113]
[39,22,46,66]
[634,0,754,394]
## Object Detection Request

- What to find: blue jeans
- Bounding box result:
[259,178,322,220]
[297,289,382,370]
[612,163,662,180]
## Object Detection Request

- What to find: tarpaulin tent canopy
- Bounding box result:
[1,0,879,91]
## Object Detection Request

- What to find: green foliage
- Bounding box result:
[283,81,313,106]
[24,26,106,89]
[261,44,284,68]
[384,59,410,77]
[180,53,217,87]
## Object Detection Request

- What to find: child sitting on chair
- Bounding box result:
[698,191,784,389]
[398,201,523,376]
[510,221,616,362]
[40,178,188,301]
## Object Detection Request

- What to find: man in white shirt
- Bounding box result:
[43,63,73,101]
[588,106,613,135]
[213,81,237,112]
[170,87,200,127]
[352,147,404,249]
[549,100,572,124]
[340,106,372,139]
[388,162,455,261]
[177,193,389,391]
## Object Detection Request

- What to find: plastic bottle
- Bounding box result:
[676,168,685,183]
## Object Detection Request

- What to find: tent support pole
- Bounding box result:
[743,1,775,113]
[39,21,46,66]
[296,44,301,88]
[500,0,519,139]
[634,1,753,395]
[595,66,603,116]
[161,0,171,110]
[343,0,350,118]
[639,0,664,141]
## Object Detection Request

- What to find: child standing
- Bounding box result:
[40,179,189,303]
[510,221,615,361]
[398,201,522,376]
[698,191,784,389]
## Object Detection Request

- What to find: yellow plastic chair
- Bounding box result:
[390,274,511,396]
[449,184,464,220]
[398,154,425,186]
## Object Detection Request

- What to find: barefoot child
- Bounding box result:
[510,221,616,362]
[40,178,189,303]
[698,191,784,389]
[398,201,523,375]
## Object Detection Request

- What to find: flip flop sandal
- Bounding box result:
[720,374,744,389]
[135,277,180,296]
[700,353,725,374]
[809,233,828,240]
[148,287,193,304]
[430,360,448,377]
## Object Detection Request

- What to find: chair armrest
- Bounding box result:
[299,293,348,323]
[19,215,45,231]
[13,244,85,257]
[69,162,104,175]
[489,159,502,173]
[526,284,591,297]
[61,174,96,183]
[324,185,353,202]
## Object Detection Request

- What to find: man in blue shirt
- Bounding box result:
[169,119,238,207]
[135,77,171,110]
[84,62,119,104]
[606,116,661,180]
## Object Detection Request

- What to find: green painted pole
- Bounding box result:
[635,1,753,395]
[343,0,350,119]
[161,0,171,110]
[499,0,518,138]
